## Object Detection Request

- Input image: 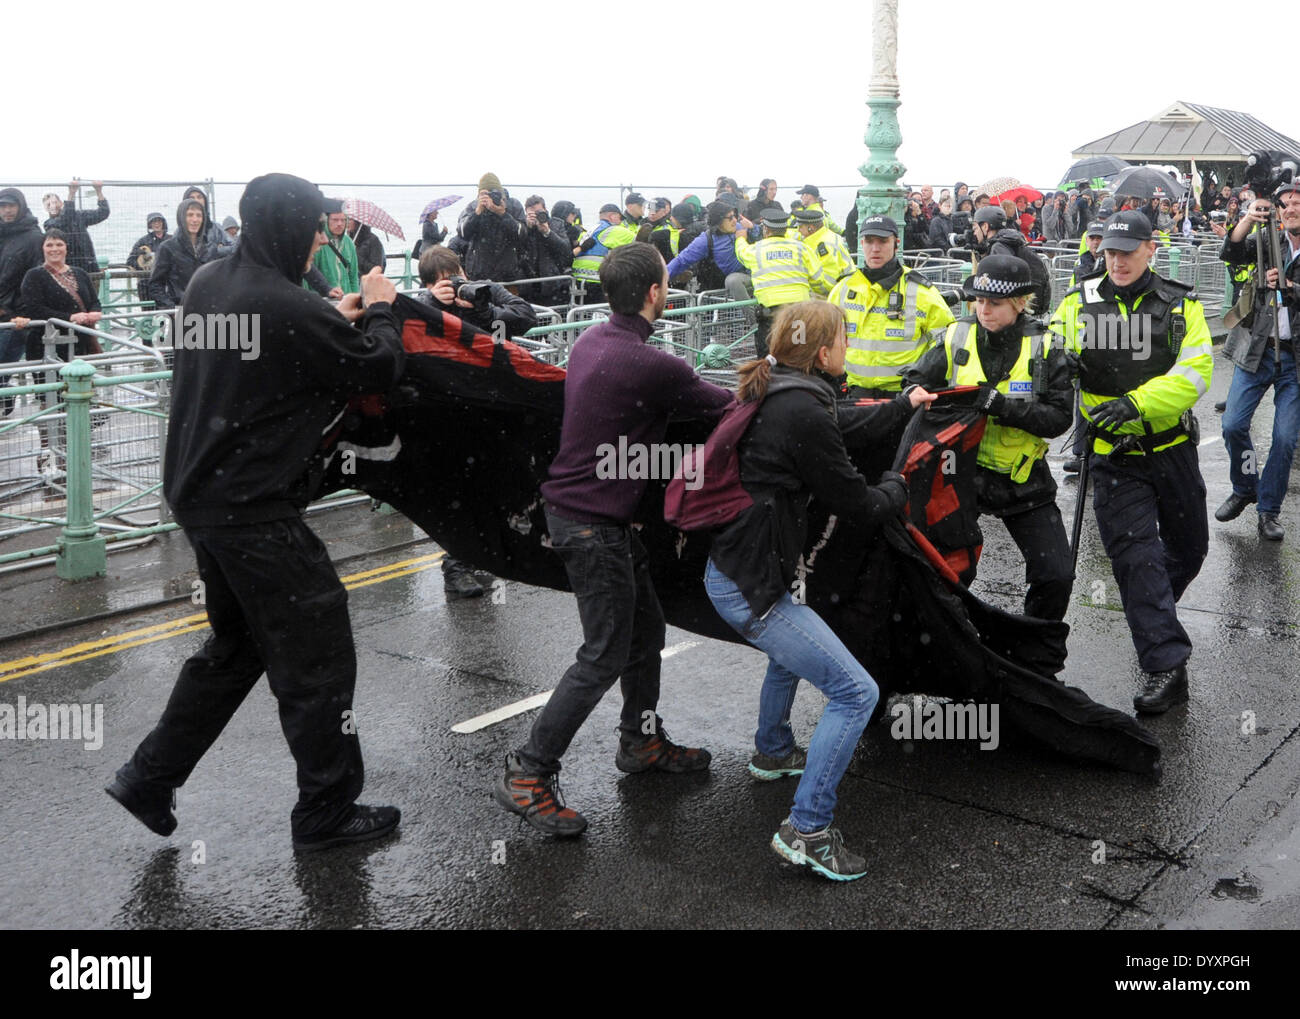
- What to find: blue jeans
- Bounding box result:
[1222,343,1300,516]
[704,559,878,833]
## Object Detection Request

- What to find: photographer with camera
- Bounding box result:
[1215,176,1300,541]
[519,195,572,307]
[415,244,538,341]
[416,244,538,600]
[1044,192,1070,242]
[456,172,528,284]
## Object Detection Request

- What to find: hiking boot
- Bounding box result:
[771,818,867,881]
[749,747,807,781]
[492,753,587,837]
[1215,491,1256,522]
[443,559,486,600]
[1062,457,1081,475]
[105,776,177,837]
[615,725,711,774]
[292,804,401,852]
[1133,665,1188,715]
[1258,513,1284,541]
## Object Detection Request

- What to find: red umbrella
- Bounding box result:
[992,185,1043,206]
[343,198,405,240]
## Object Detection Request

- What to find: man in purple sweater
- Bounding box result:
[493,243,732,836]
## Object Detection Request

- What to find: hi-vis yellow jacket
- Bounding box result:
[734,234,829,306]
[1049,271,1212,455]
[829,266,955,391]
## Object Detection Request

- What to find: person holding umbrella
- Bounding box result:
[413,196,457,259]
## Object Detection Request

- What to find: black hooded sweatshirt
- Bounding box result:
[147,199,215,308]
[163,172,405,528]
[0,188,45,319]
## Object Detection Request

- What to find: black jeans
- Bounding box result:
[518,509,666,774]
[116,518,363,837]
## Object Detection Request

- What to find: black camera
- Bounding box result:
[488,189,504,206]
[448,276,492,310]
[1243,149,1299,197]
[950,210,971,234]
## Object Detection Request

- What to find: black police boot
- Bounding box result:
[443,558,486,600]
[1214,400,1226,413]
[1133,665,1189,714]
[1258,513,1285,541]
[1214,491,1257,522]
[1063,457,1081,474]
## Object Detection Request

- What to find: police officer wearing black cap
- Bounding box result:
[733,206,829,357]
[637,197,673,244]
[622,192,647,231]
[829,213,955,399]
[904,254,1075,619]
[1050,209,1213,714]
[796,184,843,235]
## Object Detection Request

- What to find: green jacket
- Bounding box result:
[312,231,360,294]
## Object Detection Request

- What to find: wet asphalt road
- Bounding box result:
[1,346,1298,930]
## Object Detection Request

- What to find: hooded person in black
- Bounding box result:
[181,183,234,255]
[107,172,408,853]
[0,188,44,323]
[145,198,215,308]
[0,189,44,398]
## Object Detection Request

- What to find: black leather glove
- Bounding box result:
[876,470,909,514]
[1090,395,1139,432]
[974,385,1005,415]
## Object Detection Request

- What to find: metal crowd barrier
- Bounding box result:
[0,309,380,579]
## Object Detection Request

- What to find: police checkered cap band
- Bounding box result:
[971,273,1018,295]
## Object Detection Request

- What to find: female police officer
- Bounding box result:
[903,254,1075,620]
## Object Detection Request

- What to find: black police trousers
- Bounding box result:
[996,502,1074,621]
[1090,439,1208,672]
[116,518,363,837]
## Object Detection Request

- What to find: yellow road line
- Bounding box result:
[0,550,445,683]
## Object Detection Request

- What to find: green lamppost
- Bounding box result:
[857,0,907,250]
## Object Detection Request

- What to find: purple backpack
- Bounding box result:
[664,397,761,531]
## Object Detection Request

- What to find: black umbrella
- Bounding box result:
[1109,166,1186,201]
[1059,156,1130,187]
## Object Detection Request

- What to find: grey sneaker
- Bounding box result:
[748,747,807,781]
[771,817,867,881]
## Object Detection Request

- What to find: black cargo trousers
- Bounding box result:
[115,517,363,837]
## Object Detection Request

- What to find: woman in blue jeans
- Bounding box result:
[706,301,933,880]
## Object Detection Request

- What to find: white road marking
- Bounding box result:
[450,640,700,733]
[1200,435,1221,447]
[452,692,552,734]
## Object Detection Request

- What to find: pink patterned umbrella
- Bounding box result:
[343,197,405,240]
[977,175,1022,198]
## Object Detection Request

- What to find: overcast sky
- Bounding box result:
[9,0,1292,191]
